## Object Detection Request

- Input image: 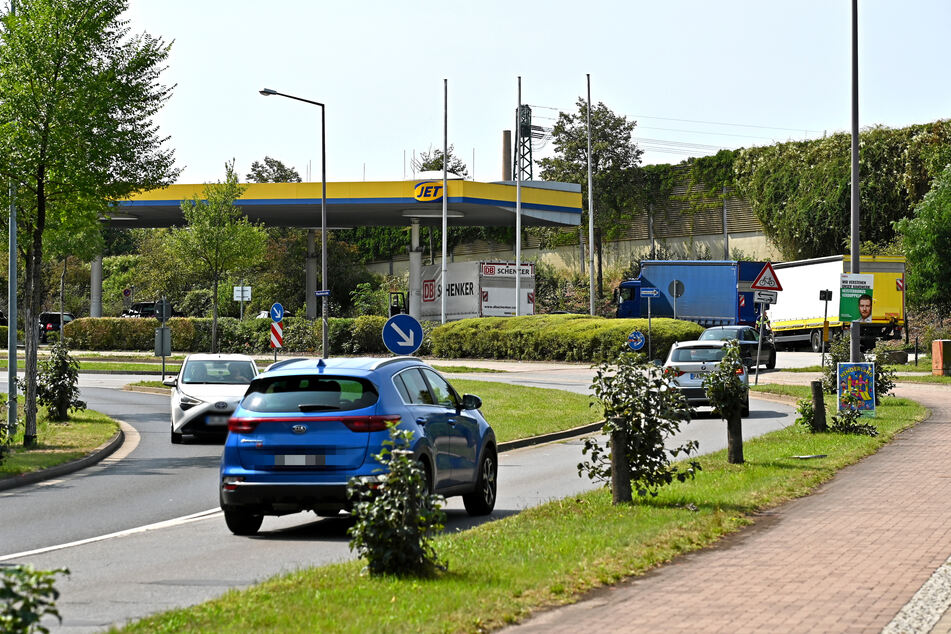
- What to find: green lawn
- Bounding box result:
[0,408,119,478]
[119,390,926,633]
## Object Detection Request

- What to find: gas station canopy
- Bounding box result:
[112,179,583,228]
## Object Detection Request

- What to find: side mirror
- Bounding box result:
[460,394,482,411]
[162,377,177,387]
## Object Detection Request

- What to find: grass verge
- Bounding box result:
[0,408,119,478]
[432,364,507,374]
[125,379,601,444]
[119,393,925,633]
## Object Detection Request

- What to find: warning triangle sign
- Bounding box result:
[751,262,783,291]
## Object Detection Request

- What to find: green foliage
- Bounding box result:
[0,393,16,467]
[412,145,468,177]
[579,352,699,498]
[895,164,951,310]
[246,156,301,183]
[733,121,951,259]
[794,398,820,433]
[349,282,387,317]
[347,425,446,577]
[702,340,749,420]
[829,393,878,437]
[430,314,702,364]
[36,342,85,421]
[0,564,69,634]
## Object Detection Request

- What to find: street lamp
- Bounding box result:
[259,88,329,358]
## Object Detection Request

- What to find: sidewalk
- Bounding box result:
[507,382,951,633]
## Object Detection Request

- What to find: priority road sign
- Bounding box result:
[382,314,423,355]
[751,262,783,291]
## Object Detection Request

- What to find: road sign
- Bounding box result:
[668,280,684,298]
[382,314,423,355]
[754,290,778,304]
[233,286,251,301]
[270,320,283,348]
[269,302,284,322]
[315,290,330,297]
[156,298,172,322]
[819,289,833,302]
[751,262,783,291]
[122,287,131,298]
[640,287,660,298]
[627,330,645,351]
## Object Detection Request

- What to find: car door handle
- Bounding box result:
[447,418,456,425]
[415,417,427,425]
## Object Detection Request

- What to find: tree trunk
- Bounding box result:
[726,413,744,464]
[810,380,827,432]
[211,277,219,353]
[610,427,632,504]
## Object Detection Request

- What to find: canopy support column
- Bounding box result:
[409,219,422,320]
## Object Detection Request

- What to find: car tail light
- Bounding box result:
[735,367,745,376]
[341,415,401,432]
[46,323,53,331]
[228,418,260,433]
[222,476,244,491]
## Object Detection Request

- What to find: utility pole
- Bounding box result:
[850,0,862,362]
[7,0,17,436]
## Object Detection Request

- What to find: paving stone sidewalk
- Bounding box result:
[508,382,951,633]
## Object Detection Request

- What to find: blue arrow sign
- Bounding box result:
[269,302,284,322]
[383,314,424,355]
[627,330,646,351]
[640,287,660,298]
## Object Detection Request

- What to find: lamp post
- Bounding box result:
[259,88,329,358]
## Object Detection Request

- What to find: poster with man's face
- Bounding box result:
[839,274,875,322]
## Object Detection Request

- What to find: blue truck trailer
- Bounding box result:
[615,260,766,326]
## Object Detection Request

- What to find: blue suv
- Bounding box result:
[219,356,498,535]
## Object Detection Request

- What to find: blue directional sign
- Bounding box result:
[627,330,646,351]
[269,302,284,322]
[640,287,660,298]
[314,290,330,297]
[383,314,424,355]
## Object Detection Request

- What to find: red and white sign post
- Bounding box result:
[270,320,283,361]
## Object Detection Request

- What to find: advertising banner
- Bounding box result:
[836,361,876,415]
[839,273,874,322]
[419,262,480,321]
[480,262,534,317]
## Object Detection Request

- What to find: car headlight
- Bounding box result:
[178,393,204,410]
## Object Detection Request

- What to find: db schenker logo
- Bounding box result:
[482,264,495,275]
[422,280,436,302]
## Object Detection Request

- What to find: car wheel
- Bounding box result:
[223,507,263,536]
[171,427,183,444]
[418,459,434,496]
[766,349,777,370]
[463,448,497,516]
[810,329,822,353]
[741,397,750,418]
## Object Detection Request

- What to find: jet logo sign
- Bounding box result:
[414,182,443,202]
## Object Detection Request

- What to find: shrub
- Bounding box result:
[36,342,86,421]
[347,425,446,576]
[829,393,879,437]
[794,398,822,433]
[0,564,69,633]
[579,351,699,502]
[822,333,896,404]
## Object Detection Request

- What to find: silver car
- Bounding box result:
[663,340,750,417]
[165,354,259,443]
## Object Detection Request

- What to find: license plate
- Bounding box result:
[689,373,706,380]
[207,415,230,426]
[275,455,324,466]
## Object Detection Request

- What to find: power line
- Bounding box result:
[633,113,823,135]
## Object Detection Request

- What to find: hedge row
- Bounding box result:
[428,314,703,363]
[62,316,436,356]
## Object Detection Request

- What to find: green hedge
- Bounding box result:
[429,314,703,363]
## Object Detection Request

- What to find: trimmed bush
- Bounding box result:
[429,314,703,363]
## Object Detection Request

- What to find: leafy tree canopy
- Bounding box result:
[246,156,301,183]
[413,145,468,177]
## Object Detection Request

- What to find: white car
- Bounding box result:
[165,354,259,443]
[663,340,750,417]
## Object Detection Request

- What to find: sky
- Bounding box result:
[122,1,951,186]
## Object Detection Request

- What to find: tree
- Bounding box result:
[167,162,267,352]
[246,156,301,184]
[538,99,642,299]
[895,165,951,311]
[412,145,468,177]
[702,341,749,464]
[579,351,700,503]
[0,0,178,446]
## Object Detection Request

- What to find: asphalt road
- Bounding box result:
[0,365,797,632]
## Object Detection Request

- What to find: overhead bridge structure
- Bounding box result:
[101,178,582,319]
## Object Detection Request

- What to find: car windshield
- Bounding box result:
[699,329,741,341]
[670,347,726,363]
[240,375,379,413]
[182,360,256,384]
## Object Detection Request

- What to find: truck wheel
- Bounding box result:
[810,330,822,353]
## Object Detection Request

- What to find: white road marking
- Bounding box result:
[0,508,222,562]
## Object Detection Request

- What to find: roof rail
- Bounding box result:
[369,356,419,371]
[264,357,309,373]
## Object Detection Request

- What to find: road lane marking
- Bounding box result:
[0,508,222,562]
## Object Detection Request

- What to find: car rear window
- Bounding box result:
[670,347,726,363]
[699,330,739,341]
[240,375,379,413]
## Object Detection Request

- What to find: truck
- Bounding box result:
[615,260,766,327]
[769,254,905,351]
[419,261,534,322]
